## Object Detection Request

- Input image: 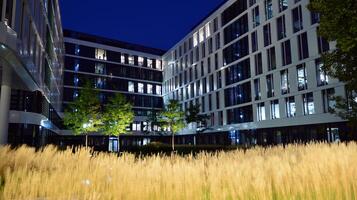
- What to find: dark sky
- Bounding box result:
[60,0,225,51]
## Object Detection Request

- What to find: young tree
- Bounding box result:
[185,103,210,133]
[159,100,185,151]
[64,80,101,147]
[308,0,357,125]
[102,93,134,152]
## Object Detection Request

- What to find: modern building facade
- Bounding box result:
[162,0,351,145]
[63,30,164,136]
[0,0,64,146]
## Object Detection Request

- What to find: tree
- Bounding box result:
[185,103,210,133]
[64,80,101,147]
[308,0,357,125]
[102,93,134,152]
[159,100,185,151]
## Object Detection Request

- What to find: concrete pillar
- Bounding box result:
[0,66,12,145]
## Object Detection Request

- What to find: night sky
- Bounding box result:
[60,0,225,51]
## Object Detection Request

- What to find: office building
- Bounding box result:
[0,0,64,146]
[162,0,350,145]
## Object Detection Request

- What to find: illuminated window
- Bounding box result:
[156,60,161,69]
[193,32,198,47]
[205,22,211,38]
[128,81,134,92]
[156,85,162,95]
[75,45,80,55]
[257,103,266,121]
[297,64,307,91]
[128,55,134,65]
[199,27,205,43]
[147,59,153,68]
[281,69,289,95]
[316,59,329,86]
[95,48,107,60]
[121,55,125,64]
[147,84,153,94]
[132,122,141,131]
[138,56,144,66]
[138,83,144,93]
[95,63,105,74]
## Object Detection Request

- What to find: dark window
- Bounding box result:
[281,40,292,66]
[227,105,253,124]
[297,32,309,60]
[215,53,219,70]
[279,0,288,12]
[254,78,261,100]
[208,38,213,54]
[263,23,272,46]
[266,74,274,98]
[201,42,206,58]
[255,53,263,75]
[224,14,249,45]
[252,6,260,28]
[267,47,276,71]
[276,15,286,40]
[225,82,252,107]
[223,36,249,65]
[225,58,251,86]
[265,0,273,20]
[311,12,320,25]
[292,6,303,33]
[217,70,222,89]
[221,0,247,26]
[215,33,221,50]
[317,28,330,53]
[213,17,219,32]
[251,31,258,53]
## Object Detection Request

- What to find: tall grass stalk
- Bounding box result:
[0,143,357,199]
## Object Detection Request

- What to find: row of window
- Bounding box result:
[66,43,162,70]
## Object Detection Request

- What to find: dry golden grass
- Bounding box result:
[0,143,357,200]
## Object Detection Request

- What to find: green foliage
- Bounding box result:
[308,0,357,124]
[102,93,134,136]
[64,80,101,135]
[159,100,185,134]
[185,103,210,124]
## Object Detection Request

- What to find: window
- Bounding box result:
[322,88,335,113]
[209,94,212,111]
[202,78,207,94]
[286,96,296,117]
[271,100,280,119]
[95,63,105,74]
[208,38,213,54]
[217,70,222,89]
[156,60,161,69]
[257,103,266,121]
[199,27,205,43]
[281,69,289,94]
[209,74,214,92]
[317,28,330,53]
[201,62,204,76]
[223,36,249,65]
[224,14,249,45]
[128,55,134,65]
[221,0,247,26]
[132,122,141,131]
[297,32,309,60]
[266,74,274,98]
[121,54,125,64]
[193,32,198,47]
[196,81,201,96]
[255,53,263,75]
[297,64,307,91]
[267,47,276,70]
[138,83,144,93]
[303,93,315,115]
[316,59,329,86]
[147,84,153,94]
[215,33,221,50]
[207,57,211,74]
[281,40,292,66]
[216,91,220,109]
[205,22,211,38]
[215,53,219,70]
[156,85,162,95]
[311,12,320,25]
[75,45,80,55]
[252,6,260,28]
[128,81,135,92]
[225,82,252,107]
[277,15,286,40]
[225,58,250,86]
[249,0,256,7]
[265,0,273,20]
[227,105,253,124]
[95,77,105,89]
[147,59,153,68]
[213,17,219,32]
[251,31,258,52]
[292,6,303,33]
[263,23,272,46]
[202,96,206,112]
[279,0,288,12]
[201,43,206,58]
[95,48,107,60]
[254,78,261,100]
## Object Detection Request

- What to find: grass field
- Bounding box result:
[0,143,357,199]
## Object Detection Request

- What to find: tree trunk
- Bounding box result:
[85,134,88,148]
[171,131,175,152]
[117,135,120,156]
